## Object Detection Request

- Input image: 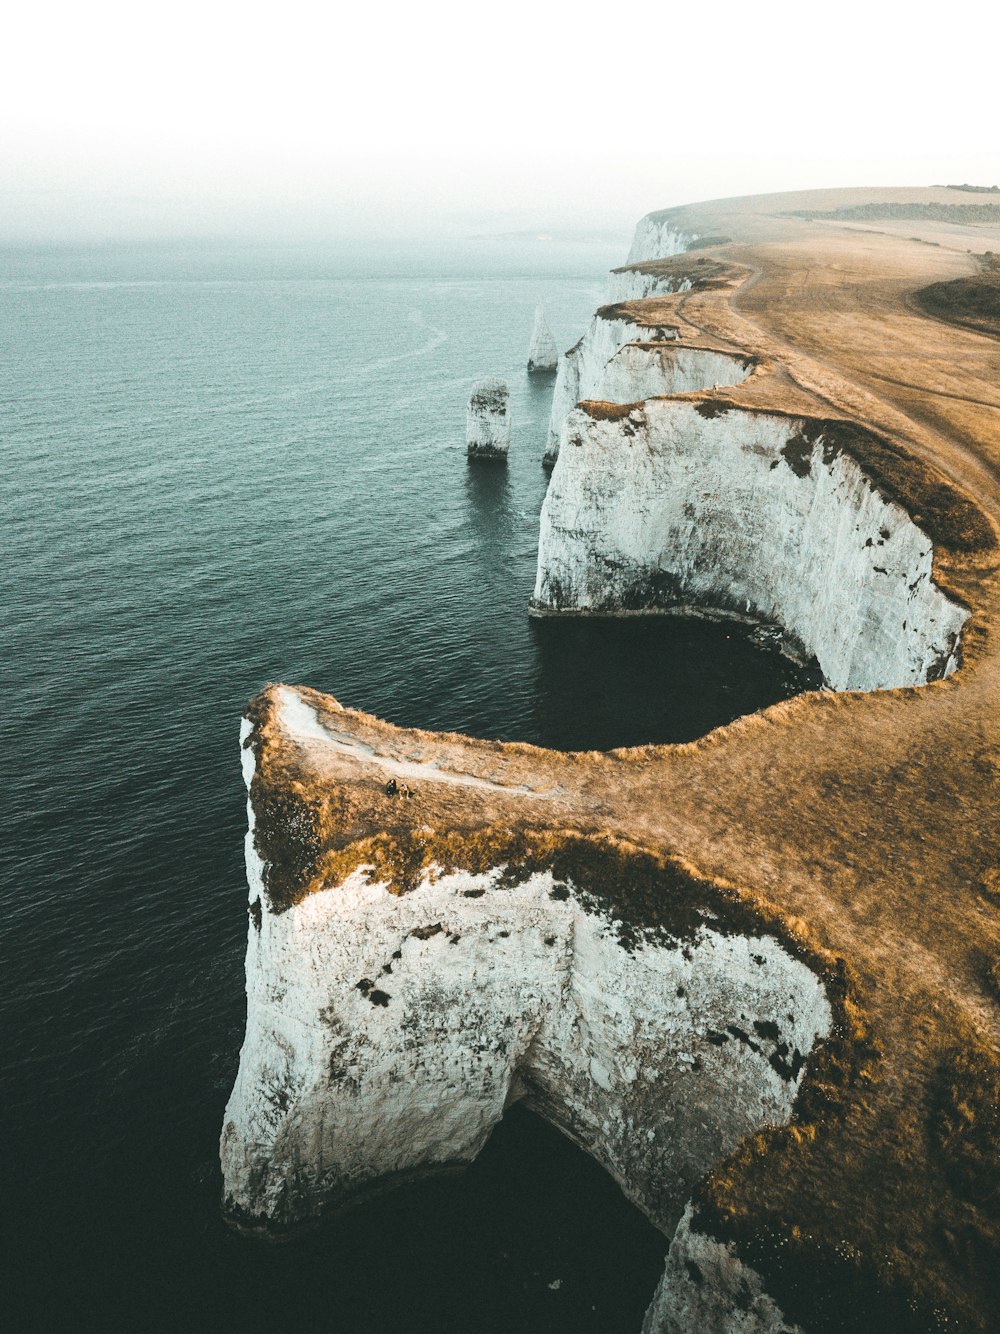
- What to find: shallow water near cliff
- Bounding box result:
[2,236,818,1331]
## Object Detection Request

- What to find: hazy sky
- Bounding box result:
[3,0,997,243]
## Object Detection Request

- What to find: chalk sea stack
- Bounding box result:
[466,376,510,460]
[527,303,558,373]
[223,186,1000,1333]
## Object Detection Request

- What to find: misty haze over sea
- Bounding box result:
[2,234,818,1331]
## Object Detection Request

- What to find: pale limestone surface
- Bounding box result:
[467,376,510,458]
[597,344,755,407]
[607,268,693,303]
[546,314,681,464]
[534,400,967,690]
[643,1205,803,1334]
[627,216,698,264]
[222,697,830,1329]
[528,303,559,372]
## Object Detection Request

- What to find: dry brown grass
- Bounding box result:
[241,186,1000,1331]
[596,298,686,330]
[578,400,642,422]
[610,254,741,287]
[786,418,994,555]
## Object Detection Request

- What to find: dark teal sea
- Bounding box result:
[1,236,817,1332]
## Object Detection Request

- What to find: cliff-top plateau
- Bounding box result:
[222,186,1000,1333]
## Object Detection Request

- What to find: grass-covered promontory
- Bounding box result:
[242,186,1000,1331]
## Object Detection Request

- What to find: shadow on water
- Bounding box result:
[224,1106,665,1334]
[525,368,559,401]
[464,456,515,545]
[530,615,823,752]
[31,1104,669,1334]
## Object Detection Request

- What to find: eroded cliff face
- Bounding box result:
[535,209,970,692]
[534,401,967,690]
[545,281,751,465]
[222,867,829,1234]
[222,694,831,1327]
[607,268,693,303]
[597,344,757,409]
[627,215,697,265]
[467,376,510,458]
[643,1206,804,1334]
[546,313,682,465]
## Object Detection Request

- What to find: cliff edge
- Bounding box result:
[222,187,1000,1333]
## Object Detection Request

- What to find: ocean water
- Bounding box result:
[1,237,818,1332]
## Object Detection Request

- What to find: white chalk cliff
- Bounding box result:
[221,205,979,1333]
[627,214,697,265]
[607,267,694,304]
[545,311,684,465]
[527,303,559,373]
[534,400,967,691]
[222,689,830,1332]
[536,213,968,691]
[545,251,747,467]
[466,376,510,459]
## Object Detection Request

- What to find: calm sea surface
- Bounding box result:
[1,237,818,1332]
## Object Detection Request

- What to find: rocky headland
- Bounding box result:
[222,186,1000,1332]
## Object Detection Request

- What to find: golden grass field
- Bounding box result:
[247,188,1000,1331]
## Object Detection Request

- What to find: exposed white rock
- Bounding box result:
[467,377,510,459]
[545,339,583,467]
[642,1204,804,1334]
[627,214,697,265]
[607,268,693,303]
[527,303,559,373]
[543,213,696,466]
[221,858,830,1233]
[545,325,751,468]
[596,344,756,408]
[222,697,832,1331]
[545,313,680,465]
[533,400,968,690]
